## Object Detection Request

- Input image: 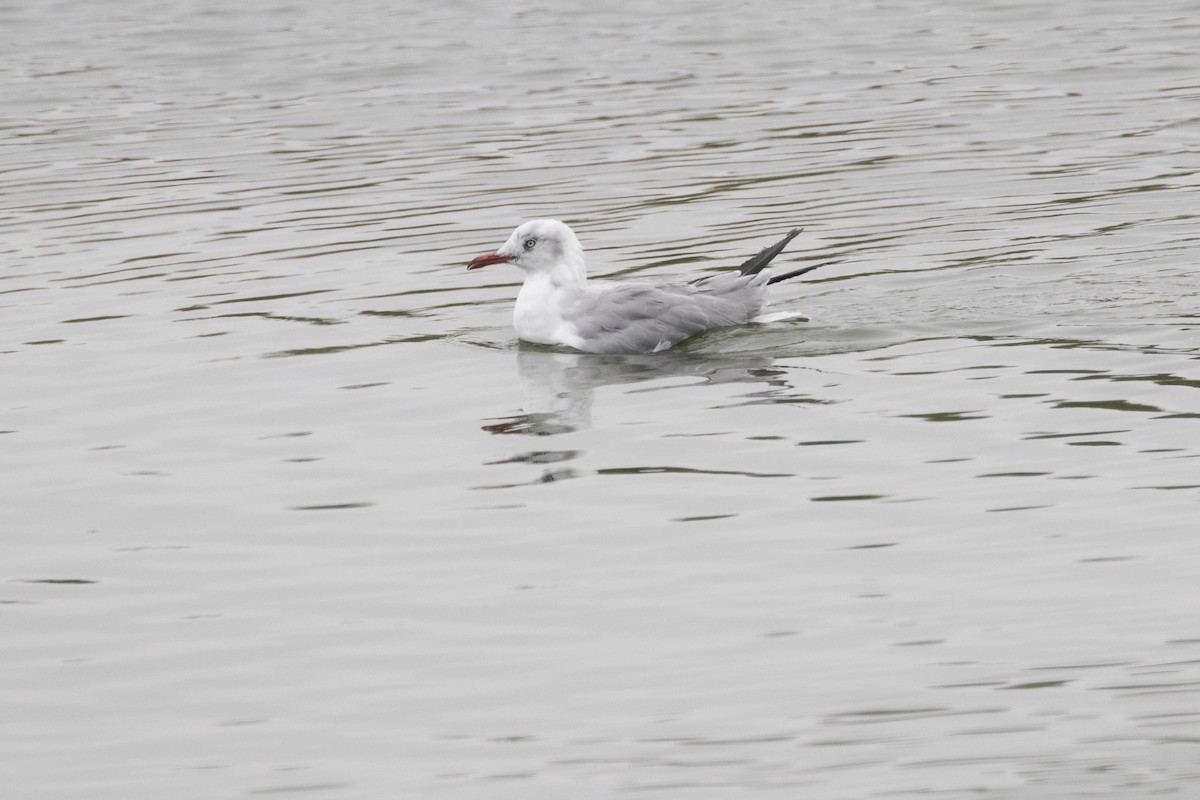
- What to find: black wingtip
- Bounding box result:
[766,259,838,285]
[737,227,805,276]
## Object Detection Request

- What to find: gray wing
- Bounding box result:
[567,275,769,355]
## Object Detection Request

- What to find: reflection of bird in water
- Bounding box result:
[467,220,832,354]
[481,347,791,437]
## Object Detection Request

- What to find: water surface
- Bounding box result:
[3,1,1199,798]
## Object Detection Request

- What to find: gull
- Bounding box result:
[467,219,830,355]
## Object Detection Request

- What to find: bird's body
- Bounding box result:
[467,220,826,355]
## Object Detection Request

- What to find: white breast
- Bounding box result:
[513,273,578,347]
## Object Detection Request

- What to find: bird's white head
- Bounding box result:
[467,219,585,281]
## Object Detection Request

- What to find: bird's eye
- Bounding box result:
[523,238,537,250]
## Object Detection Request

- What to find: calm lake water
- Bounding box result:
[4,1,1199,797]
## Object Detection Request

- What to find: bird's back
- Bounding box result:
[565,272,771,354]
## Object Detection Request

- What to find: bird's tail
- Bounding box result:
[767,259,837,285]
[737,228,804,276]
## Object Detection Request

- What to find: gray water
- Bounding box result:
[4,1,1200,797]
